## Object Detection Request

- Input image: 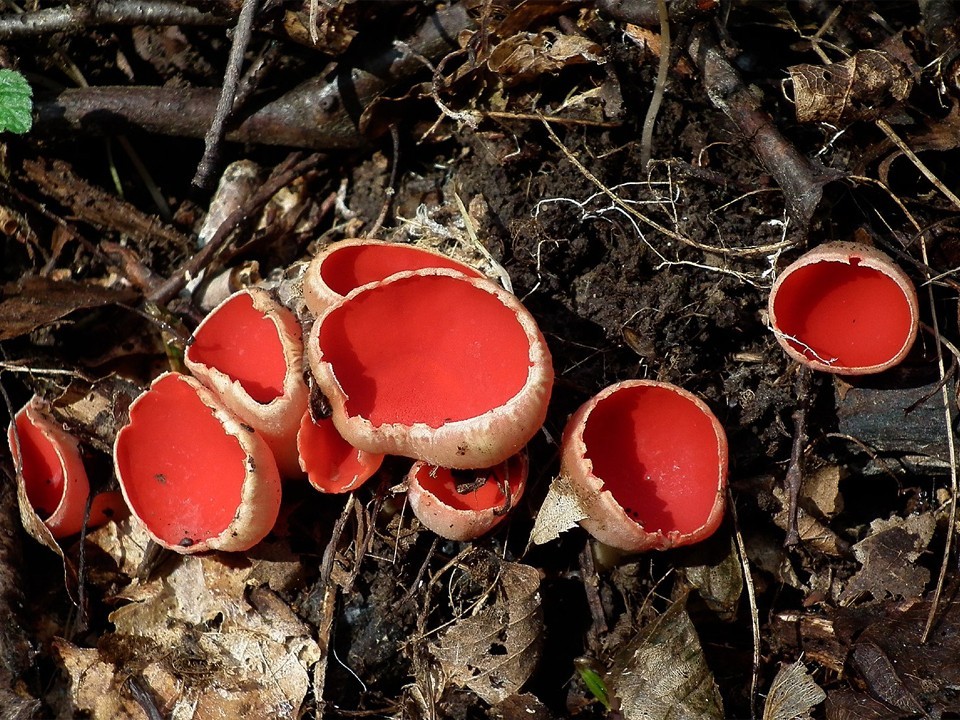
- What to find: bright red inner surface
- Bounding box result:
[321,244,482,297]
[320,274,532,426]
[413,457,523,511]
[773,260,913,368]
[115,375,245,547]
[187,293,286,403]
[13,414,64,518]
[299,413,380,492]
[583,386,721,535]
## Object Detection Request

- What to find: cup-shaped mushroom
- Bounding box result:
[8,397,95,538]
[297,410,384,493]
[407,452,528,541]
[303,238,485,315]
[114,372,282,553]
[185,287,308,477]
[560,380,727,552]
[307,268,553,469]
[768,241,919,374]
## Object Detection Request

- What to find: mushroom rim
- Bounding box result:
[307,268,554,468]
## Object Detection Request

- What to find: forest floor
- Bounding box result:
[3,1,960,718]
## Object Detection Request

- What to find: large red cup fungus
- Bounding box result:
[303,238,485,316]
[114,372,282,553]
[297,410,384,494]
[185,287,308,477]
[307,268,553,469]
[7,397,118,538]
[406,452,527,541]
[560,380,727,552]
[768,241,919,374]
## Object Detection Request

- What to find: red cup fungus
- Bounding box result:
[7,397,119,538]
[406,452,528,541]
[114,372,282,553]
[307,268,553,469]
[303,238,484,316]
[768,241,919,375]
[185,287,308,477]
[560,380,727,552]
[297,410,384,493]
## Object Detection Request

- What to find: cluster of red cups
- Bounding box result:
[8,238,918,554]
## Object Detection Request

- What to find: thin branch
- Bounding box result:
[192,0,259,190]
[0,0,227,40]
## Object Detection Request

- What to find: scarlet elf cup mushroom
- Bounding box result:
[8,397,124,538]
[297,411,384,494]
[406,452,528,541]
[184,287,308,477]
[768,241,919,375]
[114,372,282,553]
[307,268,553,469]
[303,238,485,315]
[560,380,728,552]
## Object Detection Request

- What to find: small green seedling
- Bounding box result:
[575,656,612,711]
[0,69,33,134]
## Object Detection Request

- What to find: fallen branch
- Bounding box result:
[34,2,474,150]
[688,25,836,230]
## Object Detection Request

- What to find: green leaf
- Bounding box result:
[575,657,612,710]
[0,69,34,134]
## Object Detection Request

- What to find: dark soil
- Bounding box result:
[3,1,960,718]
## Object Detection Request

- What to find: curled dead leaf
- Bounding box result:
[429,558,543,705]
[787,50,912,125]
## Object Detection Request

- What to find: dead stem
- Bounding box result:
[783,365,812,548]
[640,0,670,168]
[920,229,959,643]
[729,488,760,720]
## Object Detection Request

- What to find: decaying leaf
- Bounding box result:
[0,276,138,342]
[430,560,543,705]
[607,593,724,720]
[762,659,826,720]
[788,49,913,125]
[840,512,936,603]
[487,30,604,85]
[681,537,743,621]
[772,475,846,557]
[53,543,318,719]
[530,474,589,545]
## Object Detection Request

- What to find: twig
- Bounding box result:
[783,365,813,548]
[729,489,760,720]
[688,26,833,228]
[578,543,607,656]
[36,2,474,150]
[0,0,227,40]
[921,228,959,643]
[640,0,670,168]
[192,0,260,190]
[148,152,324,305]
[875,119,960,212]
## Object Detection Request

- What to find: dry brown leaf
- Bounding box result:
[681,537,743,621]
[607,594,724,720]
[0,276,138,341]
[487,30,603,85]
[530,474,589,545]
[762,659,826,720]
[788,50,912,125]
[430,560,543,705]
[57,548,319,719]
[840,512,936,603]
